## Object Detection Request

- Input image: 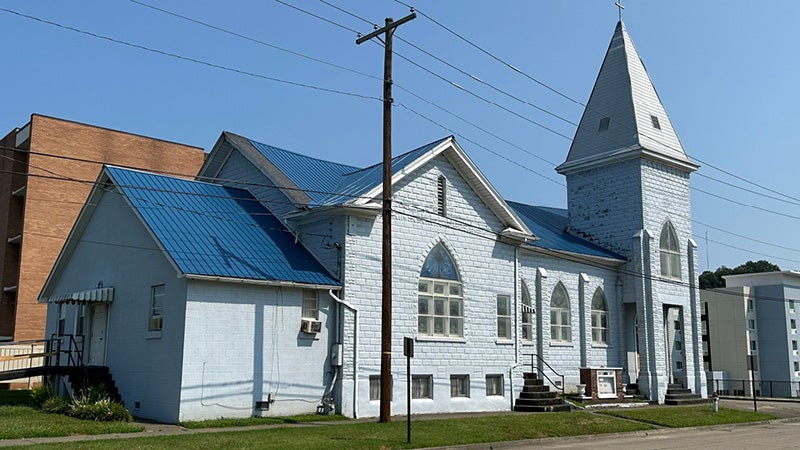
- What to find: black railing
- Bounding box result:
[709,378,800,399]
[49,334,85,367]
[529,353,565,399]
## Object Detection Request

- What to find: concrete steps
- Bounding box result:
[665,383,708,405]
[514,373,571,413]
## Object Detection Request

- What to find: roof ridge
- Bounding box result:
[245,135,359,172]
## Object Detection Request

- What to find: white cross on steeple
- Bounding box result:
[615,1,624,21]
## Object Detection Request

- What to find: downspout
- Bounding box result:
[514,247,520,366]
[329,290,359,418]
[511,246,520,411]
[509,361,522,411]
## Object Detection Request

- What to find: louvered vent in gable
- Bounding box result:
[598,116,610,132]
[651,115,661,130]
[437,175,447,216]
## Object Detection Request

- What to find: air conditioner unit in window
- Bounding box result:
[301,319,322,334]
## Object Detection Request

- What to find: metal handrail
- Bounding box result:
[529,353,565,399]
[49,334,85,367]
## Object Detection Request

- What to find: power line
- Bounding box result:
[125,0,800,222]
[7,4,797,266]
[0,6,381,102]
[694,220,800,255]
[6,141,800,265]
[127,0,382,83]
[395,2,800,211]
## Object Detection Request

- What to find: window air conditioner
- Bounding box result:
[301,319,322,333]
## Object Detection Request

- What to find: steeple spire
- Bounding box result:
[556,21,698,174]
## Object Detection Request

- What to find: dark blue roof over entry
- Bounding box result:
[507,201,625,261]
[106,166,339,286]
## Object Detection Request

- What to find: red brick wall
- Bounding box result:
[0,129,19,338]
[12,115,205,341]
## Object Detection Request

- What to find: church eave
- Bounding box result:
[555,145,699,175]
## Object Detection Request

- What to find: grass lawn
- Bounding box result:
[599,405,777,427]
[0,412,654,449]
[0,405,143,440]
[181,413,349,429]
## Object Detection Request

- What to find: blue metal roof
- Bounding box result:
[105,166,340,286]
[247,139,359,204]
[506,201,625,261]
[247,136,450,206]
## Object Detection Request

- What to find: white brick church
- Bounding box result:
[39,20,706,423]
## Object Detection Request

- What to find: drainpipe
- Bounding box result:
[514,247,520,365]
[329,290,359,418]
[509,361,522,411]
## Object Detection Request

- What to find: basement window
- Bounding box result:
[651,115,661,130]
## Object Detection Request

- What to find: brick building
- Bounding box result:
[0,114,205,341]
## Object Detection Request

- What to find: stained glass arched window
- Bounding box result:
[418,244,463,337]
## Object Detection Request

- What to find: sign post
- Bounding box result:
[404,337,414,444]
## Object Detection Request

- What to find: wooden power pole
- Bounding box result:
[356,9,415,423]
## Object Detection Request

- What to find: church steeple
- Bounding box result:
[556,21,698,174]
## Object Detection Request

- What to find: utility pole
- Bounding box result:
[356,9,415,423]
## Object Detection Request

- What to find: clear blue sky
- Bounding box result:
[2,1,798,272]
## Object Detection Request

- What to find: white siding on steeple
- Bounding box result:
[558,22,693,173]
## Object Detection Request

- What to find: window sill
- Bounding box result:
[416,336,466,343]
[591,344,610,349]
[549,342,573,347]
[146,331,162,340]
[495,339,514,345]
[522,341,535,346]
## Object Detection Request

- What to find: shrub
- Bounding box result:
[68,397,131,422]
[30,383,57,407]
[41,396,70,414]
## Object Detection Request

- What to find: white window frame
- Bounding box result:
[748,299,754,311]
[521,282,533,342]
[496,294,512,340]
[412,375,433,399]
[748,319,756,330]
[149,285,165,332]
[790,300,796,313]
[302,289,319,320]
[450,374,470,398]
[418,279,463,337]
[591,288,609,346]
[750,340,757,352]
[792,319,797,334]
[659,221,681,279]
[794,361,800,376]
[550,283,571,344]
[793,340,798,356]
[486,374,504,397]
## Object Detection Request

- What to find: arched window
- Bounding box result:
[550,283,571,343]
[521,281,534,341]
[660,221,681,279]
[591,288,609,345]
[418,243,462,337]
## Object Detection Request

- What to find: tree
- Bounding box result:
[699,260,780,289]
